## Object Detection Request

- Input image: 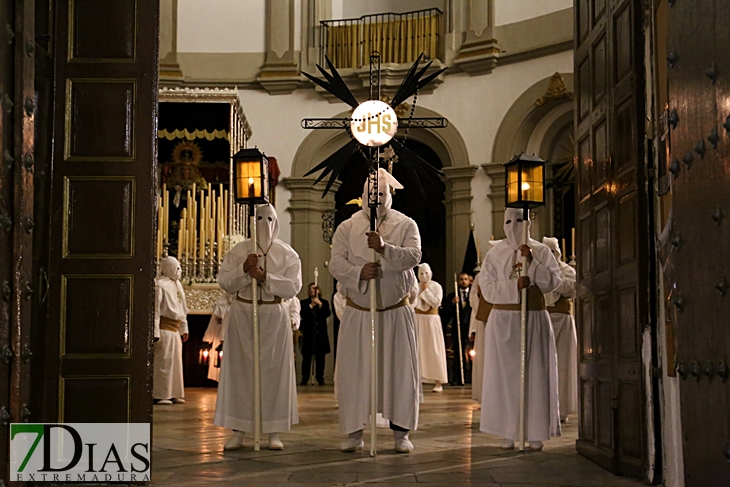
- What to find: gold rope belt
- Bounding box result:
[547,295,573,315]
[346,296,410,312]
[492,287,546,311]
[236,295,282,305]
[415,306,438,315]
[159,316,181,332]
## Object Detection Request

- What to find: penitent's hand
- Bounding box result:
[366,232,385,254]
[248,266,266,283]
[360,262,380,280]
[519,244,533,263]
[243,253,259,273]
[181,333,189,343]
[517,276,531,290]
[420,282,428,291]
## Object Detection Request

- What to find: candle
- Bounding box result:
[162,184,169,249]
[248,177,255,198]
[561,238,567,262]
[571,228,576,257]
[199,200,206,258]
[156,196,162,261]
[476,237,481,264]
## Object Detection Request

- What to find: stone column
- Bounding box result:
[284,177,340,382]
[258,0,301,95]
[482,161,505,239]
[453,0,501,76]
[442,166,477,281]
[159,0,183,85]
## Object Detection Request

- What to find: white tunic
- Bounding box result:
[214,238,302,433]
[330,209,422,434]
[545,260,578,418]
[202,295,231,382]
[414,281,448,384]
[153,277,189,400]
[468,283,487,403]
[478,239,562,441]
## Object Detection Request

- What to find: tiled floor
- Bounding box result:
[152,387,645,486]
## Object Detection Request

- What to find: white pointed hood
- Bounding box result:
[542,236,561,262]
[361,168,403,220]
[160,256,182,281]
[255,204,279,252]
[417,263,433,284]
[503,208,530,250]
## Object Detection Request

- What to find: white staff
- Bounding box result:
[518,209,529,452]
[250,203,262,451]
[453,275,464,385]
[368,173,378,457]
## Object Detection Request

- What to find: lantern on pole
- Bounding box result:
[232,147,269,451]
[232,148,270,204]
[503,153,546,452]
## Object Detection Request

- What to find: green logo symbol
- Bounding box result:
[10,424,45,472]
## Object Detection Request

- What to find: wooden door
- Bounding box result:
[574,0,650,478]
[0,1,36,483]
[667,1,730,485]
[41,0,159,425]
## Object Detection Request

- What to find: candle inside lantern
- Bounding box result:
[248,177,255,198]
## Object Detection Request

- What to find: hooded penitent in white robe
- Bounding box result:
[203,294,232,382]
[214,205,302,434]
[542,237,578,419]
[479,208,562,442]
[154,257,189,400]
[330,169,422,434]
[414,264,448,384]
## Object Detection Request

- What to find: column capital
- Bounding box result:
[441,165,478,181]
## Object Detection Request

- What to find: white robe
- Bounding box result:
[545,260,578,418]
[414,281,448,384]
[468,283,487,403]
[202,295,231,382]
[330,209,422,434]
[214,238,302,433]
[153,277,189,400]
[478,239,562,441]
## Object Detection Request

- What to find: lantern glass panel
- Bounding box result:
[505,156,545,208]
[522,163,544,203]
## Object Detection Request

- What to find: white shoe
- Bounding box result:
[340,437,364,452]
[155,399,173,405]
[529,441,544,451]
[395,436,414,453]
[432,384,443,392]
[560,415,568,423]
[500,439,515,450]
[268,433,284,450]
[224,431,245,451]
[171,398,186,404]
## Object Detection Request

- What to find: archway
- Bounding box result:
[484,73,575,248]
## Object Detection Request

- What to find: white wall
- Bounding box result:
[178,0,266,53]
[494,0,572,26]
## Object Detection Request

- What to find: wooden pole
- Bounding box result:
[250,204,261,451]
[453,275,464,385]
[518,208,529,451]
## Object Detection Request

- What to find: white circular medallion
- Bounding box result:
[350,100,398,147]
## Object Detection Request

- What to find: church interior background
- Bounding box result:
[0,0,728,485]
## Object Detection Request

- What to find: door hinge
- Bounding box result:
[1,345,13,364]
[0,406,9,426]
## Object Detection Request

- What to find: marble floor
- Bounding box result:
[152,386,645,486]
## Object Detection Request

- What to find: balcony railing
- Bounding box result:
[320,8,443,69]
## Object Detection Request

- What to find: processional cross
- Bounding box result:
[301,52,448,456]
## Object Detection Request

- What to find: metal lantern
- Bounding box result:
[232,148,270,204]
[198,342,212,364]
[504,153,546,209]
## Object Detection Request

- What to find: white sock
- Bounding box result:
[348,430,363,441]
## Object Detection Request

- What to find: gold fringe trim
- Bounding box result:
[158,128,229,141]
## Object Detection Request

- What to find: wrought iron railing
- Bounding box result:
[320,8,443,69]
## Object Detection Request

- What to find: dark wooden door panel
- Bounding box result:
[46,0,158,425]
[667,1,730,485]
[574,0,648,478]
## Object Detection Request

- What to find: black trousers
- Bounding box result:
[301,353,326,384]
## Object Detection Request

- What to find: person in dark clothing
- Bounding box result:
[441,273,472,385]
[299,283,331,385]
